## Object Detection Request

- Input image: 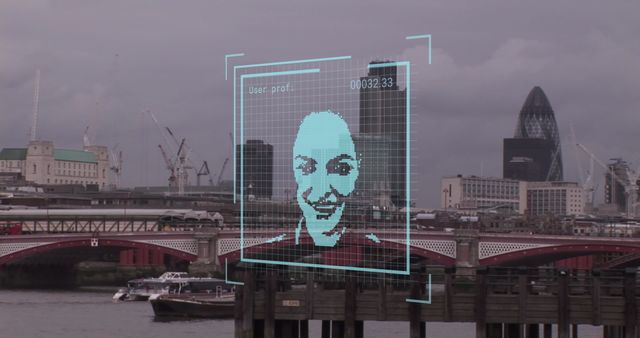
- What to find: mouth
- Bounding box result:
[309,202,340,219]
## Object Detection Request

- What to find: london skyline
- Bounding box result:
[0,0,638,208]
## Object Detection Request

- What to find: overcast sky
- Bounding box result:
[0,0,638,207]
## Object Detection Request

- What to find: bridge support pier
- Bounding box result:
[189,232,222,275]
[454,229,479,276]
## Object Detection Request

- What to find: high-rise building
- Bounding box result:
[503,138,554,181]
[353,134,392,208]
[504,86,563,181]
[359,61,407,207]
[0,140,110,190]
[235,139,274,199]
[604,158,640,213]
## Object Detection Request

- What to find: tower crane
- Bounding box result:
[174,138,188,195]
[148,111,194,194]
[197,161,214,186]
[570,125,596,209]
[108,145,123,189]
[158,144,176,188]
[577,143,639,218]
[217,132,233,186]
[29,69,40,142]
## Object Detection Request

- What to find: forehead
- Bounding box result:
[293,112,355,156]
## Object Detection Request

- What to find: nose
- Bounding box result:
[305,170,337,203]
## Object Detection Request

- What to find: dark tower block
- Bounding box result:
[235,140,274,199]
[359,61,407,207]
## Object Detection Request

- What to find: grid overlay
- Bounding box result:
[234,56,411,275]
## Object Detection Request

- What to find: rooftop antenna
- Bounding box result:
[29,69,41,141]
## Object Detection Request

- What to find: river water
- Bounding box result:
[0,289,603,338]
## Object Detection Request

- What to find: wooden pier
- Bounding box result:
[234,267,640,338]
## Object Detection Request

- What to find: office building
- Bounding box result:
[359,61,407,207]
[235,140,274,199]
[441,175,527,215]
[605,158,640,212]
[353,134,393,208]
[503,138,554,181]
[526,181,585,217]
[0,140,110,190]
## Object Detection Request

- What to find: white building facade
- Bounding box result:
[0,141,110,190]
[525,181,585,217]
[441,175,527,215]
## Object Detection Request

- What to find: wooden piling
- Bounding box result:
[475,267,488,338]
[377,278,387,321]
[444,267,454,322]
[623,268,637,338]
[557,269,570,338]
[321,320,331,338]
[345,275,357,338]
[542,324,552,338]
[234,270,244,338]
[526,324,539,338]
[264,271,276,338]
[410,270,425,338]
[242,270,255,338]
[591,269,601,326]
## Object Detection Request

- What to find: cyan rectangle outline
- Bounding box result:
[405,34,432,64]
[233,56,350,203]
[225,53,245,81]
[224,258,244,286]
[237,58,411,275]
[405,274,432,304]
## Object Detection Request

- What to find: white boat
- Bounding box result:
[113,272,231,302]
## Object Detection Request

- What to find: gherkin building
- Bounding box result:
[513,86,563,181]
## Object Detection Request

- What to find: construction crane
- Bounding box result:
[174,138,188,195]
[570,125,596,209]
[217,132,233,186]
[158,144,177,188]
[577,143,639,218]
[108,145,123,189]
[148,111,192,193]
[197,161,213,186]
[29,69,40,141]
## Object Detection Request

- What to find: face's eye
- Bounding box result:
[327,155,355,176]
[295,156,317,175]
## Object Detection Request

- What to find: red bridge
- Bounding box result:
[2,228,640,270]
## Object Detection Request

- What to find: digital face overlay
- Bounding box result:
[235,57,411,275]
[293,111,359,247]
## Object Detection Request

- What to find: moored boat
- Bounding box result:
[113,272,231,301]
[150,293,235,319]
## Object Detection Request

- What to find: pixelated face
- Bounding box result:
[293,111,359,247]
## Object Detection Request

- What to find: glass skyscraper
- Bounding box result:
[504,86,563,181]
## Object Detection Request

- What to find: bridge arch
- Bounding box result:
[0,238,198,266]
[480,243,640,267]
